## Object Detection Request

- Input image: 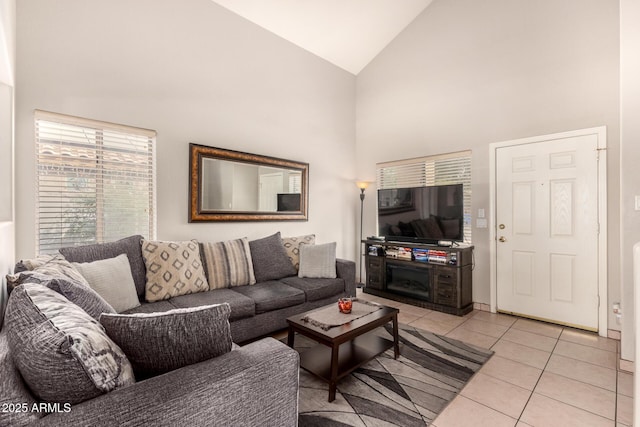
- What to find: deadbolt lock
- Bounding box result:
[499,224,505,229]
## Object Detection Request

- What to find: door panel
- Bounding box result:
[513,251,534,296]
[496,135,599,330]
[513,182,534,234]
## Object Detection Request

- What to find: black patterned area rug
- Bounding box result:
[286,323,493,427]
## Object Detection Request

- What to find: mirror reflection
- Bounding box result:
[189,144,308,222]
[201,158,302,212]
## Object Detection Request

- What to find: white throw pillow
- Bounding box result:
[298,242,337,279]
[73,254,141,313]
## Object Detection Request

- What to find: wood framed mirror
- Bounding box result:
[189,144,309,222]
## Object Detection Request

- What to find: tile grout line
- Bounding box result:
[368,297,627,425]
[471,315,623,424]
[511,325,619,424]
[512,324,563,423]
[439,313,526,422]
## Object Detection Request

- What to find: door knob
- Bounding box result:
[499,236,506,242]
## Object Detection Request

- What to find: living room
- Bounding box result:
[1,0,639,425]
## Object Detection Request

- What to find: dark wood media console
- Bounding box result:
[362,240,474,316]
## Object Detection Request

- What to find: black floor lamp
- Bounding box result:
[356,181,370,288]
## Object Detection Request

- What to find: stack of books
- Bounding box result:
[385,246,413,260]
[397,247,413,260]
[412,248,429,262]
[426,249,449,264]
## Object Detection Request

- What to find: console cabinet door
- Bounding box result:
[366,256,384,290]
[433,266,459,307]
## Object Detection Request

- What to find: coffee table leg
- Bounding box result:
[287,326,295,348]
[329,343,339,402]
[392,313,400,359]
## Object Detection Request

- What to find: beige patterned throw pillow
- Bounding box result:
[281,234,316,270]
[142,240,209,302]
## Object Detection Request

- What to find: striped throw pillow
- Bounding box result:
[200,238,256,289]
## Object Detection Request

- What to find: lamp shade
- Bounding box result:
[356,181,370,190]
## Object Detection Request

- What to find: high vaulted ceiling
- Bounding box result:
[210,0,433,75]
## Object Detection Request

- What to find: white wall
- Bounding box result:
[0,0,15,329]
[0,0,14,86]
[356,0,621,327]
[0,0,14,220]
[15,0,357,260]
[620,0,640,360]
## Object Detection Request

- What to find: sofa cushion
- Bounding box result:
[249,232,297,282]
[142,240,209,302]
[298,242,337,279]
[169,288,255,321]
[281,234,315,270]
[5,270,115,321]
[200,238,256,289]
[280,277,345,302]
[233,282,305,314]
[72,254,141,313]
[4,283,135,404]
[100,304,233,379]
[59,235,147,299]
[0,331,44,426]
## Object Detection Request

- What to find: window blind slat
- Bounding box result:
[35,112,156,254]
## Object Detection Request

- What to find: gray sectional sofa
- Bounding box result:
[56,233,356,343]
[0,233,356,426]
[0,330,299,426]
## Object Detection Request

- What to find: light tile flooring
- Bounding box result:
[355,289,634,427]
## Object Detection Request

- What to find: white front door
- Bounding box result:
[495,133,601,330]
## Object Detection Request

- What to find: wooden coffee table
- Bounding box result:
[286,303,400,402]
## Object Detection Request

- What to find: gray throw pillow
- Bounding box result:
[59,235,147,299]
[100,303,233,379]
[73,254,141,313]
[4,270,115,320]
[249,232,297,282]
[298,242,337,279]
[4,283,135,404]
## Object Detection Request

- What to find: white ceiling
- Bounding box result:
[210,0,433,75]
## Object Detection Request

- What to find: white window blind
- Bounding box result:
[377,151,472,243]
[289,172,302,193]
[35,110,156,254]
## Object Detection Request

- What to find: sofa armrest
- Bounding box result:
[336,258,356,297]
[36,338,299,427]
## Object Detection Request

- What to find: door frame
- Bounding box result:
[489,127,608,336]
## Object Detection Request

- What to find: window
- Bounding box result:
[288,172,302,193]
[35,110,156,254]
[376,150,472,243]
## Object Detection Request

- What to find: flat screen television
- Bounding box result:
[377,184,464,244]
[277,193,301,212]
